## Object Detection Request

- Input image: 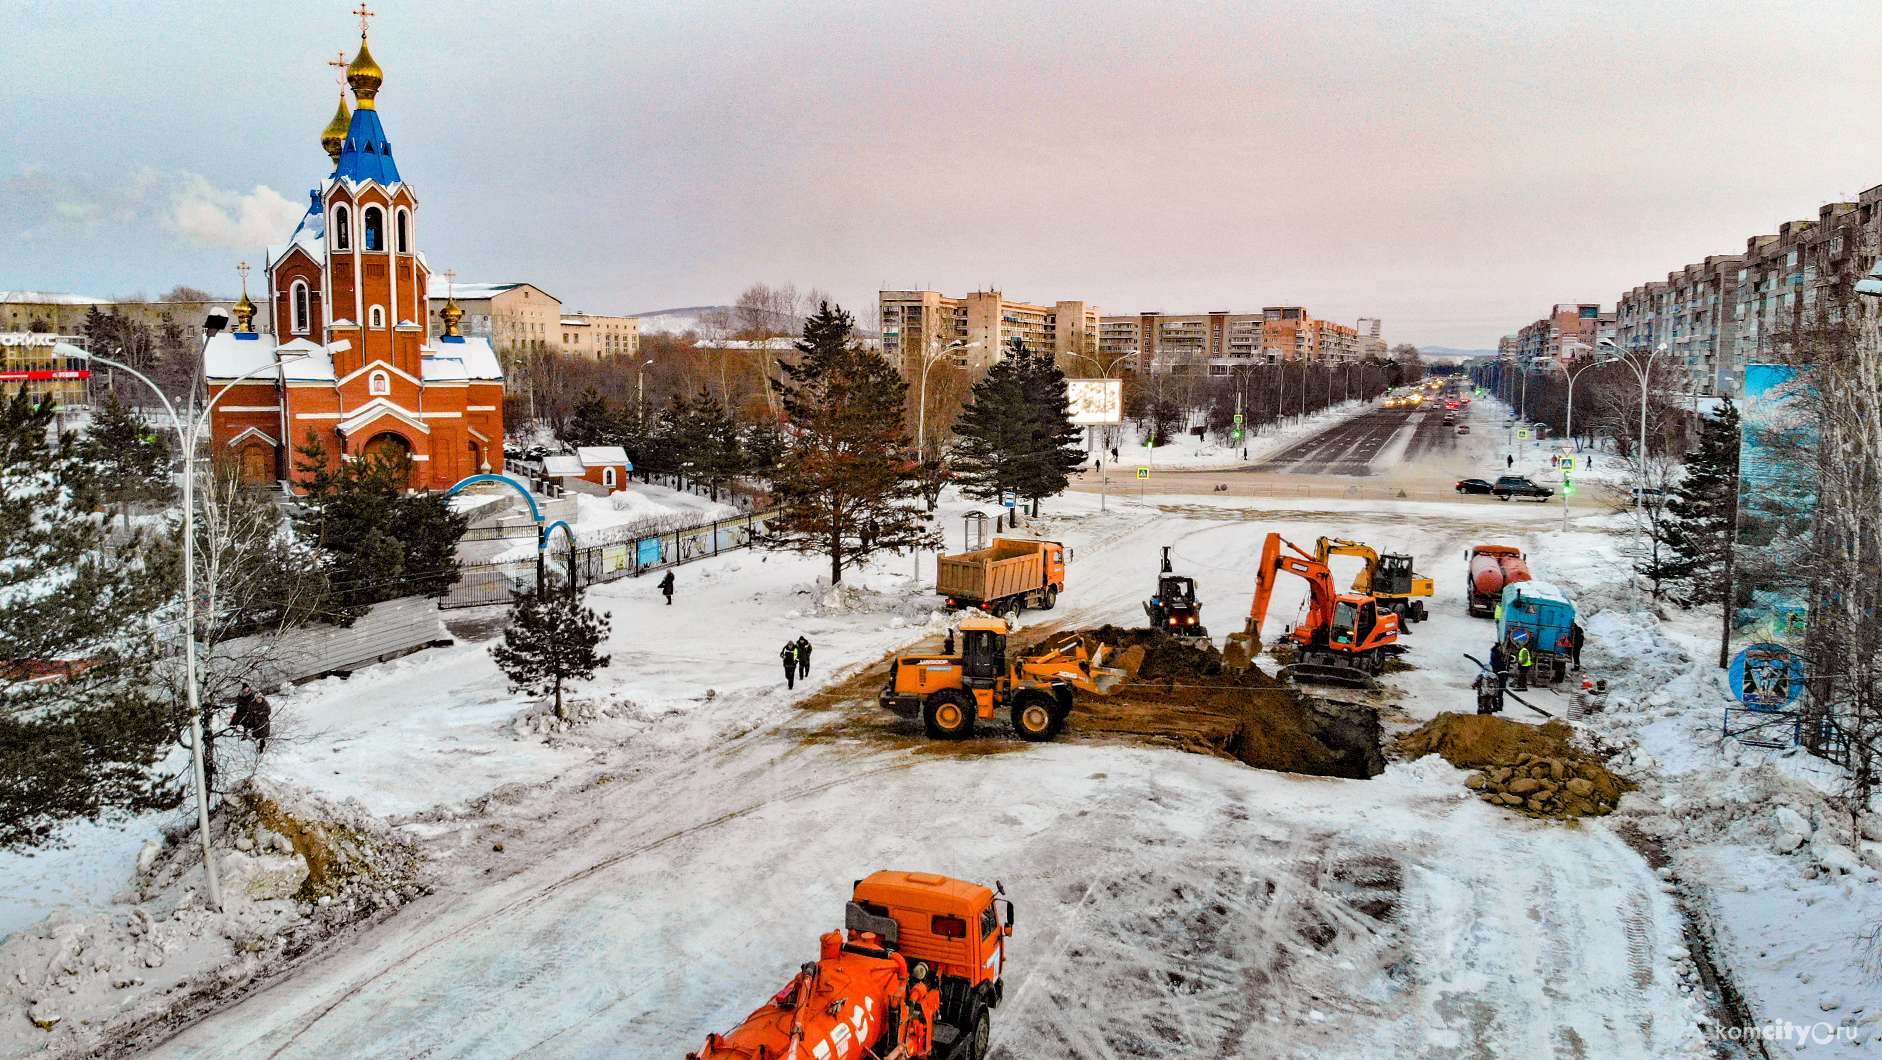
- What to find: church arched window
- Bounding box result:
[369,304,386,329]
[369,370,390,396]
[363,207,384,251]
[291,281,310,334]
[333,205,351,251]
[395,208,409,253]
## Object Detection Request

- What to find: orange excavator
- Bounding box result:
[686,871,1012,1060]
[1228,532,1405,687]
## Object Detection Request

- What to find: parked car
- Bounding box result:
[1456,425,1470,435]
[1628,487,1667,500]
[1456,478,1496,495]
[1493,475,1554,501]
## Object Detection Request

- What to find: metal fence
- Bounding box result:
[440,509,779,609]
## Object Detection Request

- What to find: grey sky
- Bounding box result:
[4,0,1879,348]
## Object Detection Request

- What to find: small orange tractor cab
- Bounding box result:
[687,870,1013,1060]
[1230,532,1405,687]
[1144,545,1208,640]
[880,616,1125,741]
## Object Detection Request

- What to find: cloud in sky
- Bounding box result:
[2,167,298,255]
[169,176,300,250]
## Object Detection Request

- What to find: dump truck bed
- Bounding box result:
[936,538,1055,603]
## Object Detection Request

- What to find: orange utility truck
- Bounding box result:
[936,538,1065,616]
[685,871,1014,1060]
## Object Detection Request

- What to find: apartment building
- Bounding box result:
[1614,253,1744,396]
[878,290,1100,374]
[426,280,560,351]
[1098,306,1361,375]
[1356,317,1387,360]
[3,290,249,338]
[1513,304,1615,373]
[558,312,640,360]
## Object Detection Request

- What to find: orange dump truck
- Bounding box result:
[1466,545,1530,618]
[936,538,1065,615]
[687,871,1013,1060]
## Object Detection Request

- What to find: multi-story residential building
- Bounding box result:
[1514,304,1607,372]
[1614,255,1743,395]
[3,290,246,341]
[1099,306,1360,375]
[557,312,640,360]
[1356,317,1387,359]
[426,280,560,351]
[878,290,1100,374]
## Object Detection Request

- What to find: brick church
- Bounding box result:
[206,26,504,491]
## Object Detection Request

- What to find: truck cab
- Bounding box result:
[849,871,1012,1058]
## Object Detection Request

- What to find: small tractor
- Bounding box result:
[1228,532,1406,688]
[1314,536,1433,624]
[1143,545,1208,640]
[880,616,1126,741]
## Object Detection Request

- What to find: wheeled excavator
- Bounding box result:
[879,616,1126,742]
[1226,532,1406,687]
[1314,536,1433,624]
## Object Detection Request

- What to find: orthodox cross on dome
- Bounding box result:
[233,262,257,334]
[329,52,348,87]
[354,3,375,36]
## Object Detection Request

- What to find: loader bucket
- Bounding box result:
[1080,664,1128,695]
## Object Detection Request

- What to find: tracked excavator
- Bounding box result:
[686,870,1013,1060]
[880,616,1126,741]
[1313,537,1433,624]
[1227,532,1406,688]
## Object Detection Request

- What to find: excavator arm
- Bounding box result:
[1241,533,1339,644]
[1314,537,1382,594]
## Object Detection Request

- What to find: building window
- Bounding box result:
[363,206,384,251]
[369,370,389,395]
[370,304,386,329]
[292,280,310,334]
[395,208,409,252]
[333,205,351,250]
[603,466,617,488]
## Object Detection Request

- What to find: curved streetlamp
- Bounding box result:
[76,325,311,913]
[1598,337,1669,613]
[915,339,979,455]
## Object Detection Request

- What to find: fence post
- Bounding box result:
[712,519,720,556]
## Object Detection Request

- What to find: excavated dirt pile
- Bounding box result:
[1078,627,1385,779]
[1397,713,1633,819]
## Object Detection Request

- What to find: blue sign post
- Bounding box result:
[1724,642,1806,748]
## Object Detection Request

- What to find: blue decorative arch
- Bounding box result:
[445,474,542,524]
[540,520,575,554]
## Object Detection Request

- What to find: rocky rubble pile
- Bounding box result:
[1465,752,1628,818]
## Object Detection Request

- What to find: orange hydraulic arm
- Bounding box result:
[1244,532,1340,643]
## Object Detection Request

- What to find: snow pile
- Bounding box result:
[0,780,426,1059]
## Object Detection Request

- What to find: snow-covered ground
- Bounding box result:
[1103,397,1377,469]
[9,418,1867,1058]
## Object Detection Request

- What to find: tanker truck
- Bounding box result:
[1465,544,1530,618]
[685,871,1013,1060]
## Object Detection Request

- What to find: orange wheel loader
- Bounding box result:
[879,616,1126,742]
[685,871,1014,1060]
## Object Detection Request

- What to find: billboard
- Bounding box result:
[1066,378,1123,425]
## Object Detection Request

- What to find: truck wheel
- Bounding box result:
[968,1007,991,1060]
[1011,690,1062,742]
[923,690,976,740]
[1041,587,1058,610]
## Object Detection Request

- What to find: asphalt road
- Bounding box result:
[1252,400,1469,476]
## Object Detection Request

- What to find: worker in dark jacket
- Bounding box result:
[794,636,812,680]
[1473,670,1505,715]
[1488,642,1507,678]
[781,641,799,689]
[659,570,676,605]
[232,684,273,754]
[1570,623,1585,669]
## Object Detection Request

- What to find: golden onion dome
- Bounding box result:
[320,94,351,166]
[346,37,383,109]
[232,289,258,333]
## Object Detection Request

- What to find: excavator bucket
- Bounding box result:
[1226,532,1283,660]
[1280,662,1380,690]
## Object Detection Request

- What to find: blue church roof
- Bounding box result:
[334,106,401,185]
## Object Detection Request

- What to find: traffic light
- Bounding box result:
[1230,429,1243,441]
[1562,477,1575,496]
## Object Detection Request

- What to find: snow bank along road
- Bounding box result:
[139,490,1711,1059]
[1252,401,1463,477]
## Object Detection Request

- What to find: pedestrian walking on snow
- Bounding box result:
[795,636,812,680]
[659,570,675,605]
[1506,453,1514,469]
[781,641,799,689]
[232,684,273,754]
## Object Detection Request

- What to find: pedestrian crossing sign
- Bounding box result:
[1136,467,1150,479]
[1559,457,1576,471]
[1516,429,1530,439]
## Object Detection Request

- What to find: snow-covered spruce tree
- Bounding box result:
[949,339,1035,504]
[1643,399,1740,608]
[768,302,936,585]
[86,392,173,529]
[490,586,611,720]
[0,391,181,850]
[1014,343,1086,514]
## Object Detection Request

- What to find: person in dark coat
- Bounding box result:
[781,641,798,689]
[1488,642,1507,677]
[1570,623,1585,669]
[1473,670,1505,715]
[232,684,273,755]
[1506,453,1514,469]
[794,636,812,680]
[659,570,675,605]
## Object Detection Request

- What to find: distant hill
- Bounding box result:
[1417,346,1497,362]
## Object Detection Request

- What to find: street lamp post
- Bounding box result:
[1599,337,1668,613]
[636,358,654,418]
[916,339,979,456]
[78,320,310,913]
[1556,345,1617,533]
